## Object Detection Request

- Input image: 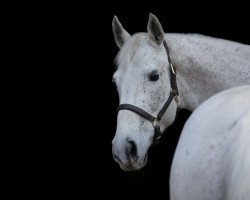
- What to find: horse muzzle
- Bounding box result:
[112,139,148,171]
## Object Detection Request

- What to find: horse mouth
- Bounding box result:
[119,154,148,171]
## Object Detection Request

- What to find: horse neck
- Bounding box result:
[166,33,250,111]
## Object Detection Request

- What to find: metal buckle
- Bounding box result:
[170,63,176,75]
[152,118,160,128]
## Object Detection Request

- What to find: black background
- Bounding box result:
[47,5,249,199]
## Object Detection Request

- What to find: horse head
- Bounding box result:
[112,14,178,171]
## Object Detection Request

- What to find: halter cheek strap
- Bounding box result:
[117,40,179,145]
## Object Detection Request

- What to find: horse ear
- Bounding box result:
[147,13,165,45]
[112,16,131,48]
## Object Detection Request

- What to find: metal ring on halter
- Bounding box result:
[152,118,160,128]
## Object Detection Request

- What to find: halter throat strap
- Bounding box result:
[117,40,179,144]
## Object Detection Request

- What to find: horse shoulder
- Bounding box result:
[223,110,250,200]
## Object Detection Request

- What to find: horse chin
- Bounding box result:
[119,154,148,171]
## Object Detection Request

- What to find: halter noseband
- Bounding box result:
[117,40,179,145]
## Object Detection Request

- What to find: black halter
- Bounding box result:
[117,40,179,145]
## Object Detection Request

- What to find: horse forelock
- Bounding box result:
[114,33,148,70]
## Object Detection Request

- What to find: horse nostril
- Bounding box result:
[129,141,137,157]
[126,140,138,161]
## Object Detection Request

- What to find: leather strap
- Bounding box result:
[156,91,176,120]
[117,104,155,123]
[163,40,179,96]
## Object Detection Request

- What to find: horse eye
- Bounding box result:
[148,70,159,82]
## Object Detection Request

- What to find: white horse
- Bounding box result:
[111,13,250,171]
[170,85,250,200]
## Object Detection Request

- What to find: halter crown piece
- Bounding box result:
[117,40,179,145]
